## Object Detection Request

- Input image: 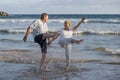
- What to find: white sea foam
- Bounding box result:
[0,28,120,35]
[0,19,34,23]
[48,19,65,23]
[1,18,120,24]
[84,18,120,24]
[8,29,26,33]
[0,29,26,33]
[105,48,120,55]
[73,30,120,35]
[95,47,120,55]
[0,19,86,24]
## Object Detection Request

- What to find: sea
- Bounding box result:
[0,14,120,80]
[0,14,120,54]
[0,14,120,59]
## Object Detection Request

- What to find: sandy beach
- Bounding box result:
[0,50,120,80]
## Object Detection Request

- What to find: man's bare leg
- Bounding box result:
[42,33,54,40]
[42,32,58,40]
[39,52,47,72]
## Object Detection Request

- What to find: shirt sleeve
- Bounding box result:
[29,20,38,30]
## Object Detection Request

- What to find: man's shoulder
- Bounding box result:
[37,19,44,24]
[31,19,38,23]
[35,19,40,22]
[33,19,41,22]
[32,19,42,25]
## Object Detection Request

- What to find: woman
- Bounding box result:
[48,17,85,70]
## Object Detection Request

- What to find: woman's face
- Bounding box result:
[64,23,70,29]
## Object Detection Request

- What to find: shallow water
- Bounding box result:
[0,49,120,80]
[0,14,120,80]
[0,61,120,80]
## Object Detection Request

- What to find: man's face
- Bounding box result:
[44,15,48,22]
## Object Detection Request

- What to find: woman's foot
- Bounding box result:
[76,39,84,44]
[65,67,69,70]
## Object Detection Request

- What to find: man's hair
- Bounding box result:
[40,13,48,19]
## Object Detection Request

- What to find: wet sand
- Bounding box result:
[0,50,120,80]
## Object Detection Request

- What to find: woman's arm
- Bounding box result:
[72,17,86,31]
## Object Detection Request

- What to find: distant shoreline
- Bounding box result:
[0,11,9,16]
[8,14,120,15]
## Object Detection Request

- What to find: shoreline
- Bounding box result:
[0,50,120,80]
[0,49,102,64]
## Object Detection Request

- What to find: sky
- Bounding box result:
[0,0,120,14]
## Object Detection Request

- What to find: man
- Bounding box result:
[23,13,52,72]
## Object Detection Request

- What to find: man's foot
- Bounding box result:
[39,66,47,74]
[38,68,43,74]
[65,66,70,70]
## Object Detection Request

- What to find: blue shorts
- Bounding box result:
[34,34,47,53]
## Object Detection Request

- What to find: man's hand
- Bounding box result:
[23,35,27,42]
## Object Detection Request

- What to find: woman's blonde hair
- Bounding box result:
[64,20,71,26]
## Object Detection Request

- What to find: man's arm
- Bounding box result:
[23,26,31,42]
[72,17,85,31]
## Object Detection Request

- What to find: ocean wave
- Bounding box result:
[73,30,120,35]
[0,29,26,34]
[105,48,120,55]
[0,19,73,24]
[49,19,65,23]
[0,49,102,64]
[0,39,22,42]
[0,19,34,23]
[87,19,120,24]
[94,47,120,55]
[0,29,120,35]
[0,18,120,24]
[0,19,75,23]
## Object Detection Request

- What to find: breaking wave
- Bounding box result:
[0,29,26,34]
[94,47,120,55]
[86,19,120,24]
[0,19,33,23]
[0,29,120,35]
[0,18,120,24]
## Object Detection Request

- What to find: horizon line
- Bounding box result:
[9,13,120,15]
